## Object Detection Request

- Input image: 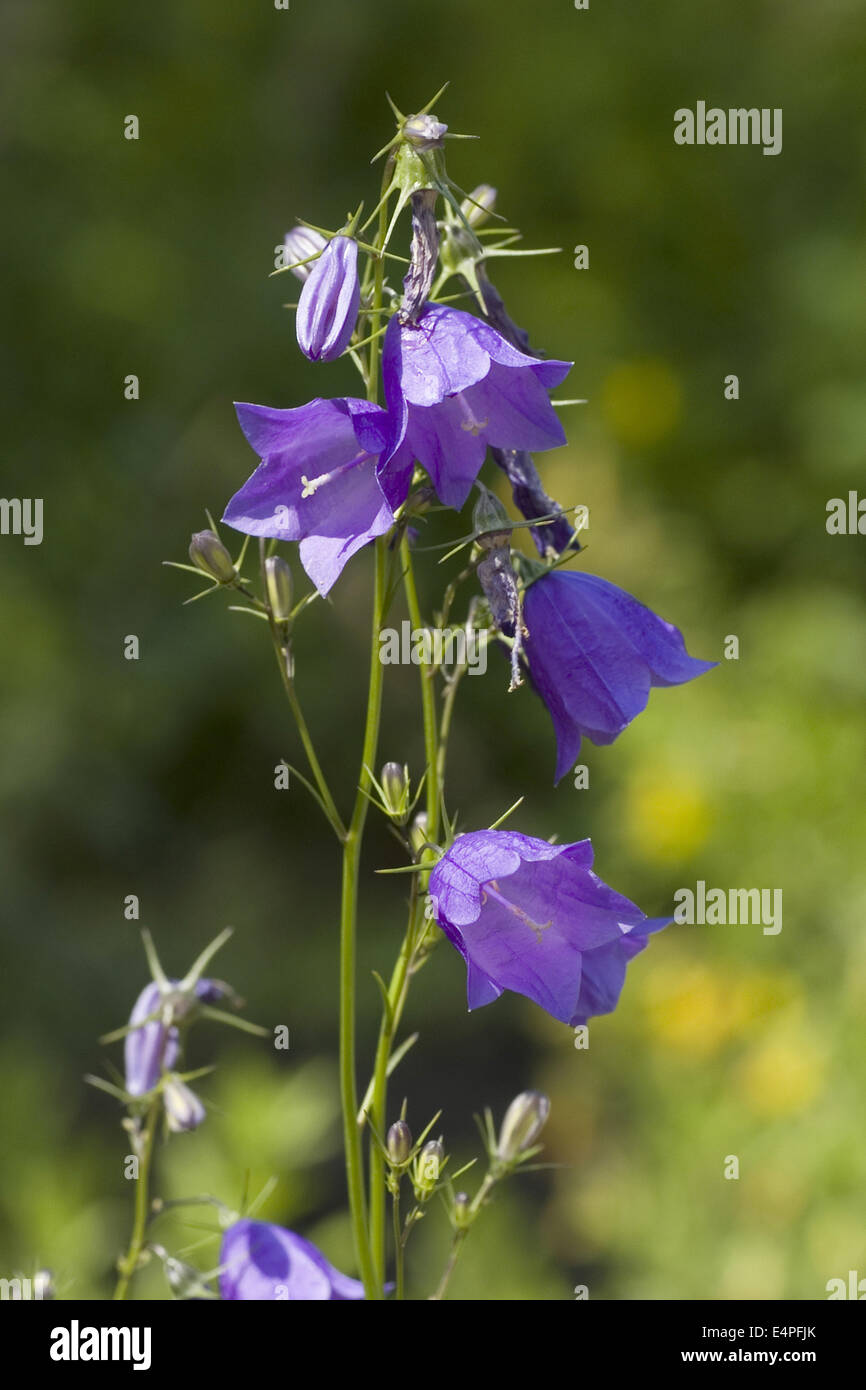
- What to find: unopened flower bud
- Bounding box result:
[386,1120,413,1165]
[402,113,448,150]
[296,235,360,363]
[415,1139,444,1196]
[189,530,236,585]
[409,811,429,858]
[453,1192,471,1230]
[150,1244,215,1300]
[163,1076,207,1133]
[265,555,293,622]
[495,1090,550,1163]
[283,225,327,282]
[381,762,409,821]
[460,184,497,229]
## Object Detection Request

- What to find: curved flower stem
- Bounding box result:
[429,1172,498,1302]
[280,673,346,839]
[339,535,388,1300]
[113,1098,160,1300]
[436,667,465,790]
[260,543,346,841]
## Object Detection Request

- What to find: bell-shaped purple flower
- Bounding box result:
[428,829,670,1026]
[523,569,716,782]
[124,978,225,1097]
[223,397,413,595]
[219,1220,365,1301]
[380,304,572,511]
[124,982,178,1098]
[296,235,361,363]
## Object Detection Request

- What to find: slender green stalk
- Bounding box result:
[429,1172,497,1302]
[436,667,465,790]
[368,535,443,1286]
[267,629,346,841]
[339,536,388,1299]
[113,1098,160,1300]
[367,882,422,1286]
[365,154,392,405]
[392,1185,405,1300]
[401,535,440,840]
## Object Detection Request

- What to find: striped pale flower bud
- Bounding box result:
[265,555,293,622]
[414,1139,444,1197]
[296,235,360,363]
[460,184,497,228]
[386,1120,413,1165]
[283,225,327,282]
[380,762,409,822]
[163,1076,207,1133]
[189,530,236,584]
[495,1090,550,1163]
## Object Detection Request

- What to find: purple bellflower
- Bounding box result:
[380,303,572,511]
[223,396,413,596]
[124,977,225,1098]
[296,235,360,363]
[428,829,670,1026]
[219,1220,365,1301]
[523,569,716,782]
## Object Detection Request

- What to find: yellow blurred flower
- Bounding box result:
[738,1025,825,1116]
[625,768,712,863]
[645,962,732,1057]
[644,963,797,1058]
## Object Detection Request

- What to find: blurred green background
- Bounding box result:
[1,0,865,1300]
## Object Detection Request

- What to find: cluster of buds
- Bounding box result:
[379,1113,449,1207]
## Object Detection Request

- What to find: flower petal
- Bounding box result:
[219,1220,365,1301]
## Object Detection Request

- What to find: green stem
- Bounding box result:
[339,536,388,1299]
[429,1172,497,1301]
[400,535,440,840]
[276,648,346,840]
[365,155,392,405]
[336,156,396,1301]
[261,542,346,841]
[113,1099,159,1300]
[392,1184,405,1300]
[368,535,442,1286]
[436,668,464,791]
[368,882,421,1285]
